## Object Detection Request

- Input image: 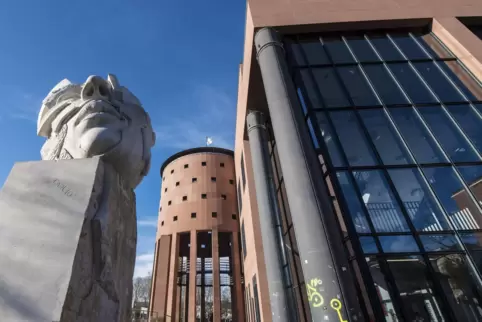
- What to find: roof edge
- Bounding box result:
[160,147,234,176]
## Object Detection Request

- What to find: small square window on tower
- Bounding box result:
[229,179,234,185]
[171,169,174,174]
[212,212,217,218]
[202,161,207,166]
[184,164,189,169]
[192,177,197,183]
[211,177,216,182]
[164,188,167,193]
[221,194,227,200]
[182,196,188,201]
[220,163,225,167]
[168,201,172,206]
[191,213,196,218]
[201,194,207,199]
[232,214,237,220]
[176,182,180,186]
[161,221,164,226]
[173,216,178,221]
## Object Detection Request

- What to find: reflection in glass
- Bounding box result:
[335,171,371,233]
[413,62,465,102]
[458,165,482,204]
[315,113,345,167]
[429,254,482,322]
[390,34,429,60]
[359,109,411,165]
[379,235,419,253]
[447,105,482,153]
[368,34,404,61]
[460,232,482,251]
[388,63,438,104]
[323,36,355,64]
[344,35,379,62]
[416,33,454,59]
[420,234,460,252]
[330,111,377,166]
[423,167,482,230]
[362,64,409,106]
[299,70,323,109]
[296,87,309,115]
[352,170,410,232]
[311,68,350,108]
[307,117,319,149]
[388,168,450,231]
[389,107,447,164]
[366,257,401,322]
[337,66,380,107]
[437,61,482,101]
[418,106,480,162]
[387,256,446,321]
[359,236,378,254]
[297,38,329,65]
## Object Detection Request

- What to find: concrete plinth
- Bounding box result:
[0,157,136,322]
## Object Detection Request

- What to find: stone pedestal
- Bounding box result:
[0,157,136,321]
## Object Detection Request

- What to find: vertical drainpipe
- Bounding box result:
[246,110,296,322]
[254,27,362,321]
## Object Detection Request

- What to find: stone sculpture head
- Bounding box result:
[37,74,156,189]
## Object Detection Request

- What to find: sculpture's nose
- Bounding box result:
[81,76,111,102]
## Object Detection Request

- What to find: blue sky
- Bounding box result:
[0,1,246,277]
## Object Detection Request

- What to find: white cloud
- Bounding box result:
[137,217,158,228]
[134,252,154,278]
[154,84,235,150]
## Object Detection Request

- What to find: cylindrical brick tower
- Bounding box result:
[149,147,244,322]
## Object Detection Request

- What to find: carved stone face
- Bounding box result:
[38,74,156,188]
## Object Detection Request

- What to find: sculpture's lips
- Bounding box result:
[76,100,122,126]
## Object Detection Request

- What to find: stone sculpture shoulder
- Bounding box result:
[37,74,156,188]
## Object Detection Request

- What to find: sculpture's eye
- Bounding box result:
[84,85,94,97]
[99,84,109,97]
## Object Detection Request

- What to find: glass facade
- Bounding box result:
[285,30,482,321]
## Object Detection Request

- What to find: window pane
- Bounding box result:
[460,232,482,251]
[296,87,309,115]
[368,34,404,61]
[417,33,453,59]
[389,107,448,163]
[359,236,379,253]
[359,109,412,165]
[299,69,323,109]
[335,171,371,233]
[387,256,447,321]
[315,112,345,167]
[362,64,409,106]
[366,257,402,321]
[345,35,380,62]
[388,63,438,104]
[456,165,482,229]
[287,41,306,66]
[447,104,482,153]
[418,106,480,162]
[352,170,410,232]
[330,111,377,166]
[420,234,461,252]
[337,66,380,107]
[438,61,482,101]
[390,33,429,60]
[297,38,330,65]
[423,167,481,231]
[413,62,466,102]
[379,236,419,253]
[307,117,319,149]
[312,68,350,108]
[323,36,355,64]
[388,168,450,231]
[429,254,482,322]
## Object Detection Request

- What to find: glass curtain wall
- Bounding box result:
[285,29,482,321]
[196,231,214,321]
[219,232,235,322]
[177,233,191,322]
